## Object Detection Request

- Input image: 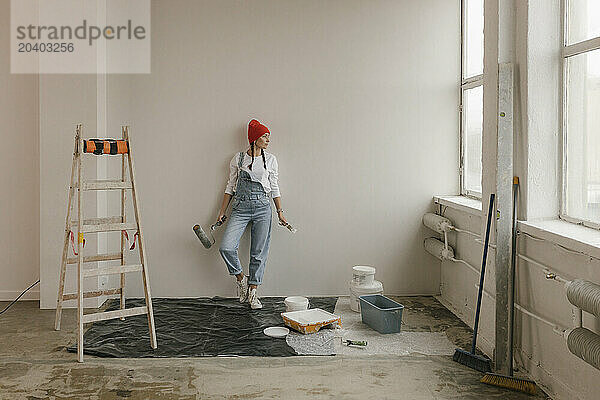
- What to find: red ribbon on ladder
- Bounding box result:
[121,230,139,250]
[69,231,86,256]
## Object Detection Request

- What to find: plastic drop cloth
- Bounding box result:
[286,329,339,356]
[67,297,338,358]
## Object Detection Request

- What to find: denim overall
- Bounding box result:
[219,152,272,285]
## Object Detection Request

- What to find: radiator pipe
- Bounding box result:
[566,280,600,319]
[567,328,600,371]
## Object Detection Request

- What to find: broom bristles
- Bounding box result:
[481,373,537,395]
[453,348,492,373]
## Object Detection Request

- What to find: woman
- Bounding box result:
[217,119,287,309]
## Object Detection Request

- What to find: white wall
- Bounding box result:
[38,75,102,309]
[37,6,128,309]
[0,0,40,301]
[38,0,461,305]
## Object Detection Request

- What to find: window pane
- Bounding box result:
[464,0,484,78]
[463,86,483,194]
[565,48,600,223]
[567,0,600,45]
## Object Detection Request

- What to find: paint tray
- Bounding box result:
[281,308,341,334]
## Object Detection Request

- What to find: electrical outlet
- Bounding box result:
[100,276,108,287]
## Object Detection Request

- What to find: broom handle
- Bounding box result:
[471,193,495,355]
[508,178,519,376]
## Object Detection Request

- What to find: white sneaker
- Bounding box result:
[236,276,248,303]
[248,288,262,309]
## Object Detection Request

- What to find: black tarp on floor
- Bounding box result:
[67,297,338,358]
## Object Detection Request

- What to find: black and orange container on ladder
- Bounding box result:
[55,124,157,362]
[83,139,129,155]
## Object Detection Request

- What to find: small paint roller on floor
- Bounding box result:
[343,339,367,347]
[193,216,227,249]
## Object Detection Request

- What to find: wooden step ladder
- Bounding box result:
[54,124,157,362]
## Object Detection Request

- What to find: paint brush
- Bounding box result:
[343,339,367,347]
[279,221,298,233]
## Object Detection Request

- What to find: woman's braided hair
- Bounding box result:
[248,142,267,171]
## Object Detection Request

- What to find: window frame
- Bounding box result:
[560,0,600,229]
[460,0,484,199]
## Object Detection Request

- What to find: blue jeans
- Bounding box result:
[219,194,272,285]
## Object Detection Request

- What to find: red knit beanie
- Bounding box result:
[248,119,270,144]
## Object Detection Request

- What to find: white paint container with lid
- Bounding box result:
[352,265,376,286]
[284,296,309,312]
[349,280,384,313]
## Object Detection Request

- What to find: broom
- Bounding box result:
[452,193,494,373]
[481,177,537,394]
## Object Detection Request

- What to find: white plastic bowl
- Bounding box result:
[263,326,290,338]
[284,296,309,312]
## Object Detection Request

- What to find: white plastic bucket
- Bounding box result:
[284,296,309,312]
[349,280,383,313]
[352,265,376,286]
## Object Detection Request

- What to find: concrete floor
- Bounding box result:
[0,296,550,399]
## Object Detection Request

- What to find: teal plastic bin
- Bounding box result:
[359,295,404,334]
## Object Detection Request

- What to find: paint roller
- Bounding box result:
[423,213,453,234]
[193,216,227,249]
[424,237,488,275]
[424,237,455,261]
[422,213,480,238]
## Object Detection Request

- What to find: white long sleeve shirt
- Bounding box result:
[224,151,281,198]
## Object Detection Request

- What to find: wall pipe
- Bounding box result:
[453,258,480,276]
[518,229,600,262]
[516,254,571,284]
[477,284,568,337]
[452,226,480,238]
[473,232,573,287]
[423,237,480,275]
[572,307,583,329]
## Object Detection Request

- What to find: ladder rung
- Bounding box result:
[82,222,137,233]
[67,252,122,264]
[83,264,142,277]
[71,217,137,232]
[82,180,132,191]
[82,306,148,324]
[62,288,122,301]
[71,216,122,226]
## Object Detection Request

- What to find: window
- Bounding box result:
[562,0,600,226]
[460,0,484,198]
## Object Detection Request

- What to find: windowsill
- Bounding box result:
[518,219,600,260]
[433,195,482,216]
